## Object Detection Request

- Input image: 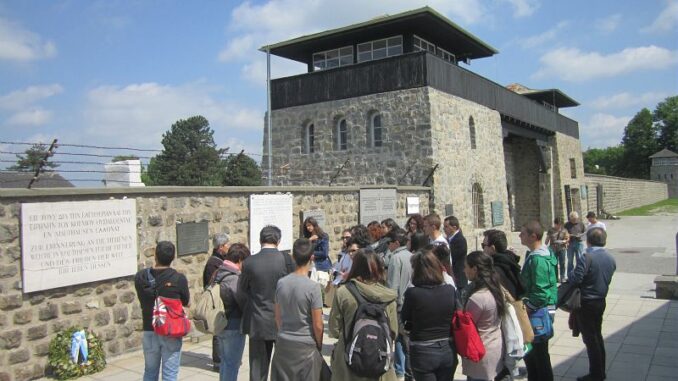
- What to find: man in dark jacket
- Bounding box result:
[134,241,190,381]
[237,225,292,381]
[444,215,467,289]
[202,232,230,370]
[482,229,525,299]
[571,228,616,381]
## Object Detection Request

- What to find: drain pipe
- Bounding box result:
[266,48,273,186]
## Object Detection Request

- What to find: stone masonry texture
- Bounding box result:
[0,186,428,381]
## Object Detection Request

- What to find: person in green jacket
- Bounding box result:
[519,220,558,381]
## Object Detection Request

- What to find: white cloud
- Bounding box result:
[0,84,63,110]
[518,21,568,49]
[580,113,631,148]
[5,108,52,126]
[533,45,678,81]
[500,0,540,18]
[642,0,678,33]
[595,13,622,33]
[590,91,671,110]
[219,0,490,86]
[82,82,263,149]
[0,17,57,61]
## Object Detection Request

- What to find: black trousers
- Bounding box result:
[575,299,607,380]
[524,340,553,381]
[249,338,275,381]
[409,339,457,381]
[212,335,221,366]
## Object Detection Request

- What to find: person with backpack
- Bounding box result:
[134,241,190,381]
[270,238,325,380]
[202,232,231,371]
[213,243,251,381]
[328,248,398,381]
[519,221,558,381]
[461,251,506,381]
[401,249,458,381]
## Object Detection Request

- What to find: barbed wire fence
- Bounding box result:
[0,140,264,188]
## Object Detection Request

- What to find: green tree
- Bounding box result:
[222,152,262,186]
[146,116,226,186]
[620,108,657,179]
[583,146,625,176]
[655,95,678,152]
[7,143,59,172]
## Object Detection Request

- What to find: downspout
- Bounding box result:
[266,48,273,186]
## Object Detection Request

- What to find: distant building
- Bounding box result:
[650,148,678,198]
[261,6,585,232]
[0,172,74,188]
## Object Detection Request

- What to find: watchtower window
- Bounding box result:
[469,116,477,149]
[304,123,315,154]
[472,183,485,228]
[357,36,402,63]
[570,158,577,179]
[369,114,383,148]
[336,119,348,151]
[313,46,353,71]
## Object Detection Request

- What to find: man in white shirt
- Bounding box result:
[586,212,606,231]
[423,213,449,248]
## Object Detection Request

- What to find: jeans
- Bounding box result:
[575,299,607,380]
[217,320,246,381]
[566,241,584,279]
[409,339,457,381]
[554,248,566,281]
[394,333,412,379]
[142,331,183,381]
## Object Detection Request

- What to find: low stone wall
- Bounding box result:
[0,185,429,381]
[584,174,668,214]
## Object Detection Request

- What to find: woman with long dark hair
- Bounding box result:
[328,249,398,381]
[401,249,458,380]
[405,214,425,238]
[303,217,332,279]
[462,251,506,381]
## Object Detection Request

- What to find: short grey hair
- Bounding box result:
[213,233,230,248]
[568,211,579,220]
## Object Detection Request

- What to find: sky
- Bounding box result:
[1,0,677,185]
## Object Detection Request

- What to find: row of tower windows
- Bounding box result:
[303,114,383,154]
[302,114,477,154]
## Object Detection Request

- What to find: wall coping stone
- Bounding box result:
[584,173,666,184]
[0,185,431,199]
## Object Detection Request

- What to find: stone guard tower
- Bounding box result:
[650,148,678,198]
[261,6,585,233]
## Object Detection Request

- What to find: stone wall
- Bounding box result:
[650,164,678,198]
[584,174,668,214]
[428,88,511,234]
[263,87,433,186]
[0,185,429,381]
[551,132,587,220]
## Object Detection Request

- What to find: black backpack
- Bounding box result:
[343,282,394,378]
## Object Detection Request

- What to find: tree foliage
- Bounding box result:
[7,143,59,172]
[223,153,262,186]
[655,95,678,153]
[619,108,657,179]
[146,116,226,186]
[583,146,624,175]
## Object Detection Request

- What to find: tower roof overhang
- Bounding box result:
[260,6,498,64]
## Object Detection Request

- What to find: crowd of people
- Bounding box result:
[134,211,615,381]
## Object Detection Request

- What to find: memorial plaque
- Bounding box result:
[406,197,420,215]
[445,204,454,217]
[21,199,138,293]
[301,209,326,230]
[359,189,397,225]
[250,194,293,254]
[176,221,209,256]
[491,201,504,226]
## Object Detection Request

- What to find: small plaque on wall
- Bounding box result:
[176,221,209,256]
[406,197,420,215]
[301,210,326,230]
[491,201,504,227]
[445,204,454,217]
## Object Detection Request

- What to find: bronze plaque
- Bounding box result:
[176,221,209,256]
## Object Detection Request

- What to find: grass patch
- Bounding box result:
[617,198,678,216]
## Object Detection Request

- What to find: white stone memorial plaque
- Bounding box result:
[359,188,397,225]
[249,194,293,254]
[406,197,420,215]
[21,199,138,293]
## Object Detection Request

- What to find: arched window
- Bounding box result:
[472,183,485,228]
[336,118,348,150]
[369,113,383,147]
[304,123,315,154]
[469,116,477,149]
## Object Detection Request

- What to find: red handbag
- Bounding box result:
[451,310,486,362]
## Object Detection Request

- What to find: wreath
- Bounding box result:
[47,327,106,380]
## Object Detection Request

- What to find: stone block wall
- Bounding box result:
[552,132,586,220]
[650,164,678,198]
[428,88,511,235]
[584,175,668,214]
[263,87,434,187]
[0,185,429,381]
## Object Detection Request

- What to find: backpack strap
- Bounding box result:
[345,281,368,306]
[146,268,157,298]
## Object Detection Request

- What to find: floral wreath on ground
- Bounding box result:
[48,326,106,380]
